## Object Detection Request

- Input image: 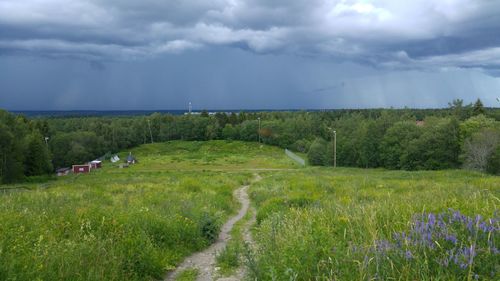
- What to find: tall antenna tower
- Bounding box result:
[188,102,192,114]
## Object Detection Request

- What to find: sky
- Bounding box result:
[0,0,500,110]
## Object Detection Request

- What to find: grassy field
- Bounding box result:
[0,140,498,280]
[117,140,295,171]
[0,141,297,281]
[249,168,499,280]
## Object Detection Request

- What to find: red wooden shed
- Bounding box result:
[72,164,91,174]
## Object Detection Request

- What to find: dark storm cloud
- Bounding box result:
[1,47,498,110]
[1,0,500,110]
[1,0,500,72]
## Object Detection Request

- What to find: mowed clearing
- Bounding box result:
[117,141,296,172]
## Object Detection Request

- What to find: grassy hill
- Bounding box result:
[0,141,296,280]
[249,168,499,280]
[118,140,298,171]
[0,140,498,280]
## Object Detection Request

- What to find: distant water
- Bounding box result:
[12,109,309,117]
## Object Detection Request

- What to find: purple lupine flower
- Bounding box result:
[375,239,391,252]
[492,247,499,255]
[361,209,499,278]
[444,233,457,244]
[405,250,413,260]
[475,214,482,224]
[479,222,488,233]
[428,213,436,227]
[467,244,476,265]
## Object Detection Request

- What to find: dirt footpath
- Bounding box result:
[164,175,261,281]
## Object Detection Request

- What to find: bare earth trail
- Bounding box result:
[216,205,258,281]
[165,174,262,281]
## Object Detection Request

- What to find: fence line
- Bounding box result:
[285,149,306,166]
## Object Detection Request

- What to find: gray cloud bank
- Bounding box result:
[1,48,499,110]
[1,0,500,110]
[1,0,500,73]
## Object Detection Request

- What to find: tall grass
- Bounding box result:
[249,168,499,280]
[0,172,248,280]
[0,140,295,281]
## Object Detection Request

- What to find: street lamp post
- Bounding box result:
[258,117,261,143]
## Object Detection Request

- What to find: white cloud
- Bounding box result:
[155,40,201,54]
[0,0,499,73]
[189,23,289,51]
[415,48,500,69]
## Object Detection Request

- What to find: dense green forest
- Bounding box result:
[0,111,52,183]
[1,99,499,183]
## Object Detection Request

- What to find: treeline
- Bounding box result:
[0,111,52,183]
[1,99,499,183]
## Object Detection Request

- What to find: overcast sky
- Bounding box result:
[1,0,500,110]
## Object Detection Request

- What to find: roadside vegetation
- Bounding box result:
[248,168,499,280]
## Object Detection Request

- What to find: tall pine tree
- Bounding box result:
[472,98,485,116]
[24,131,53,176]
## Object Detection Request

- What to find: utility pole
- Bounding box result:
[328,127,336,168]
[258,117,261,143]
[147,119,154,144]
[333,130,337,168]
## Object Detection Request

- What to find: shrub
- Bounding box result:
[462,129,500,171]
[199,213,220,243]
[307,138,328,166]
[486,145,500,175]
[289,139,311,153]
[486,144,500,175]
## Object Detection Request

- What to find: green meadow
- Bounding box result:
[0,141,297,280]
[249,168,499,280]
[0,140,498,280]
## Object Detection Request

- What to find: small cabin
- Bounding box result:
[56,167,71,176]
[90,160,102,169]
[72,164,91,174]
[127,153,137,164]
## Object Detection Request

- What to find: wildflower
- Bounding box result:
[404,250,413,260]
[445,234,457,245]
[491,247,499,255]
[375,240,391,253]
[362,209,499,278]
